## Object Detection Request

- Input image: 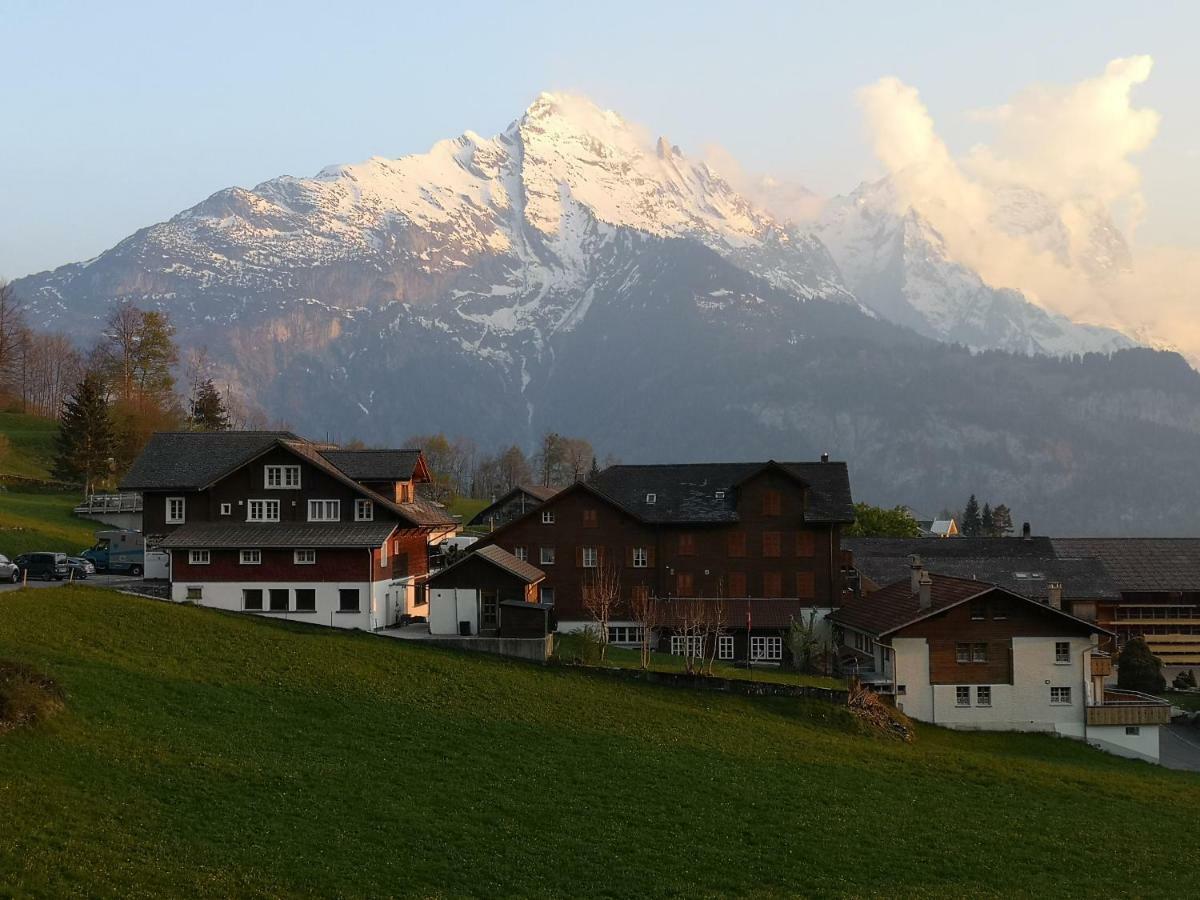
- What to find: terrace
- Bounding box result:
[1086,689,1172,727]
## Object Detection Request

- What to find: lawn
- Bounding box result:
[0,489,96,557]
[1160,690,1200,712]
[0,410,60,480]
[1,587,1198,897]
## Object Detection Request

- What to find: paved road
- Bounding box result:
[1160,723,1200,773]
[0,573,145,592]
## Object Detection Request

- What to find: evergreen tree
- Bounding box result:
[961,494,982,537]
[1116,637,1166,694]
[53,372,114,494]
[587,455,601,482]
[981,503,994,536]
[189,378,229,431]
[991,503,1014,537]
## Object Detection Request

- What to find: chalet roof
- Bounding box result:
[845,537,1117,601]
[1052,538,1200,593]
[588,461,854,524]
[466,483,563,527]
[830,573,1110,638]
[521,483,563,502]
[156,521,397,548]
[319,449,424,482]
[429,544,545,586]
[119,431,299,491]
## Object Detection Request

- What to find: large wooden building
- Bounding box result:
[474,458,855,661]
[121,432,455,630]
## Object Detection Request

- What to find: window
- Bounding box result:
[675,572,694,596]
[645,493,656,505]
[539,587,555,605]
[269,588,289,611]
[265,465,301,489]
[632,547,648,568]
[220,503,232,516]
[956,642,988,663]
[1055,641,1071,664]
[354,499,374,521]
[763,572,782,597]
[796,571,815,600]
[762,531,782,558]
[338,588,360,613]
[380,540,387,567]
[956,686,971,707]
[715,490,725,500]
[750,636,782,661]
[762,490,782,516]
[728,572,747,597]
[188,549,210,565]
[308,499,340,522]
[896,684,907,696]
[185,586,203,601]
[678,533,695,556]
[972,643,988,663]
[243,588,263,611]
[670,635,704,657]
[1050,686,1072,705]
[727,532,746,558]
[240,549,261,565]
[582,509,598,528]
[294,549,316,565]
[166,496,185,524]
[397,482,414,503]
[539,546,555,566]
[631,584,649,605]
[795,531,815,557]
[718,635,734,660]
[294,588,316,611]
[581,547,598,568]
[513,546,527,562]
[608,625,645,644]
[247,499,280,522]
[541,510,555,524]
[969,600,987,620]
[976,686,992,707]
[1126,726,1141,736]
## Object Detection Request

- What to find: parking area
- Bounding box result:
[1160,723,1200,773]
[0,573,149,593]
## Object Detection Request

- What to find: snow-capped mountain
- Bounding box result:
[813,178,1135,356]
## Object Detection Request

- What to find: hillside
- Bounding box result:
[1,587,1198,897]
[0,411,58,480]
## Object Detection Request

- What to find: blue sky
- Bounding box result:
[2,0,1196,277]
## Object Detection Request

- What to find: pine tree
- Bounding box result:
[189,378,229,431]
[961,494,981,537]
[991,503,1014,537]
[981,503,994,537]
[1117,637,1166,694]
[587,455,601,483]
[53,372,114,494]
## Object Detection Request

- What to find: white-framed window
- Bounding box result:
[185,586,203,601]
[265,465,301,489]
[294,549,316,565]
[220,503,232,516]
[715,490,725,500]
[380,540,387,567]
[1050,686,1072,705]
[355,499,374,522]
[750,635,782,661]
[541,510,555,524]
[240,549,262,565]
[670,635,704,657]
[539,586,555,605]
[718,634,734,660]
[955,686,971,707]
[976,686,991,707]
[540,547,555,566]
[308,499,340,522]
[645,493,657,505]
[188,549,210,565]
[582,547,598,568]
[513,546,527,562]
[166,496,185,524]
[1055,641,1071,664]
[632,547,648,568]
[246,499,280,522]
[607,625,645,645]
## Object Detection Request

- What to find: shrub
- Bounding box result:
[1173,669,1197,690]
[1116,638,1166,694]
[554,627,604,665]
[0,661,64,730]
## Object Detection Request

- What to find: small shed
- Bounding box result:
[427,545,545,636]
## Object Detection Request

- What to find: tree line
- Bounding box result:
[956,495,1015,537]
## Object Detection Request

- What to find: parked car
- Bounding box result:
[14,552,70,582]
[0,554,19,583]
[66,556,95,579]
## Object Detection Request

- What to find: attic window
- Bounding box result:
[645,493,657,505]
[715,491,725,499]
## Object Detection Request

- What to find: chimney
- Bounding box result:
[1048,581,1063,610]
[820,451,830,463]
[909,554,923,593]
[1021,521,1031,541]
[918,572,933,610]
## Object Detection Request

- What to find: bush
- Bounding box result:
[1116,638,1166,694]
[0,661,64,730]
[554,627,604,665]
[1173,669,1197,690]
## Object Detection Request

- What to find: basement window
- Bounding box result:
[1126,726,1141,736]
[243,588,263,611]
[185,586,203,601]
[295,588,316,612]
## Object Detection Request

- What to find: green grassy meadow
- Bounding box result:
[0,410,59,480]
[1,586,1198,898]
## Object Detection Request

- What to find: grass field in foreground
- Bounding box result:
[1,587,1199,898]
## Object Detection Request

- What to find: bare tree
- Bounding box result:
[702,590,728,676]
[0,280,27,400]
[629,585,662,670]
[533,431,565,486]
[582,551,621,661]
[495,445,532,492]
[562,437,594,483]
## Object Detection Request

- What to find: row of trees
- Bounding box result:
[0,281,86,419]
[957,495,1015,537]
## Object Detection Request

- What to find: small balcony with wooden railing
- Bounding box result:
[1086,689,1171,727]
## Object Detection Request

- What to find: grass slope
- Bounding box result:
[0,411,59,480]
[1,588,1198,897]
[0,491,95,557]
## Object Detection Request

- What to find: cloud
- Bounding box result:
[855,57,1199,360]
[702,144,827,223]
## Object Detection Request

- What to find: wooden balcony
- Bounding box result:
[1090,655,1112,677]
[1086,690,1171,727]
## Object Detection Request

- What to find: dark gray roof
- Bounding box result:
[157,522,397,548]
[119,431,299,491]
[319,449,422,482]
[466,483,563,527]
[1053,539,1200,592]
[588,461,854,524]
[845,537,1118,601]
[430,544,545,585]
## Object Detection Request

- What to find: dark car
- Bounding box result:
[0,554,18,583]
[14,552,70,582]
[65,556,95,579]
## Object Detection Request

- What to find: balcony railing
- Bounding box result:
[1086,689,1171,727]
[74,493,143,514]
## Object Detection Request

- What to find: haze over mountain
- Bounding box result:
[12,92,1200,533]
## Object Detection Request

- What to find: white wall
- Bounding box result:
[170,579,389,631]
[1087,724,1161,764]
[429,588,478,635]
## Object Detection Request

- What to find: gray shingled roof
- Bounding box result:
[157,522,397,548]
[466,483,563,527]
[319,449,422,482]
[431,544,545,585]
[588,461,854,524]
[1053,538,1200,592]
[119,431,299,491]
[845,537,1118,601]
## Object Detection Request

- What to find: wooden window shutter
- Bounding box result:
[575,546,584,568]
[763,571,782,597]
[763,532,781,558]
[796,531,815,558]
[763,490,781,517]
[728,531,745,558]
[646,546,656,567]
[728,572,746,597]
[796,571,815,599]
[626,546,634,567]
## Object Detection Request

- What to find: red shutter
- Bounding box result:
[797,571,815,599]
[646,546,656,567]
[575,547,583,568]
[796,531,815,558]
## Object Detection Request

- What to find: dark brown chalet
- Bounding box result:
[120,432,455,630]
[467,483,562,531]
[473,458,855,662]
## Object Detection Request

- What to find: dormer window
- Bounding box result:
[355,499,374,521]
[541,510,555,525]
[265,465,301,489]
[715,491,725,499]
[645,493,657,505]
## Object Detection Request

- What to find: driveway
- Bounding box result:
[1160,723,1200,773]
